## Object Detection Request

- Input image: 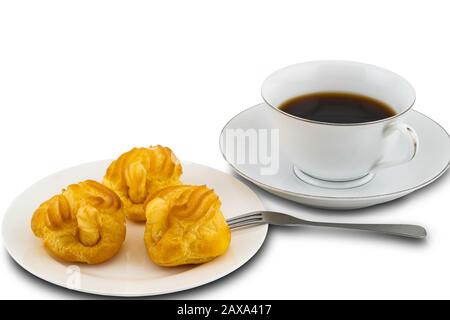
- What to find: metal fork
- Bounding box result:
[227,211,427,239]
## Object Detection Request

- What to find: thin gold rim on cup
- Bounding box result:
[261,60,417,127]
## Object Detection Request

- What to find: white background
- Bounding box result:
[1,0,450,299]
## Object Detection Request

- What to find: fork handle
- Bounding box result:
[294,221,427,239]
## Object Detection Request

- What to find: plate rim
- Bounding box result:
[219,103,450,201]
[1,160,268,297]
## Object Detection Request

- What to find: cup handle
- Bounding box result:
[371,122,419,173]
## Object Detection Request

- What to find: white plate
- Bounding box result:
[220,103,450,209]
[1,161,268,297]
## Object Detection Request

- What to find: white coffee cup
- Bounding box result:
[261,61,419,188]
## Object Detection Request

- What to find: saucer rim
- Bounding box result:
[219,103,450,201]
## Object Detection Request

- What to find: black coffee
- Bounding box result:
[278,92,396,124]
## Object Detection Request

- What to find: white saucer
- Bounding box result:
[2,161,267,297]
[219,103,450,210]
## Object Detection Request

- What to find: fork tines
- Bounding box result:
[226,212,265,230]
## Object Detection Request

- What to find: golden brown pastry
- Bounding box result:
[31,180,126,264]
[144,185,231,266]
[103,145,183,222]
